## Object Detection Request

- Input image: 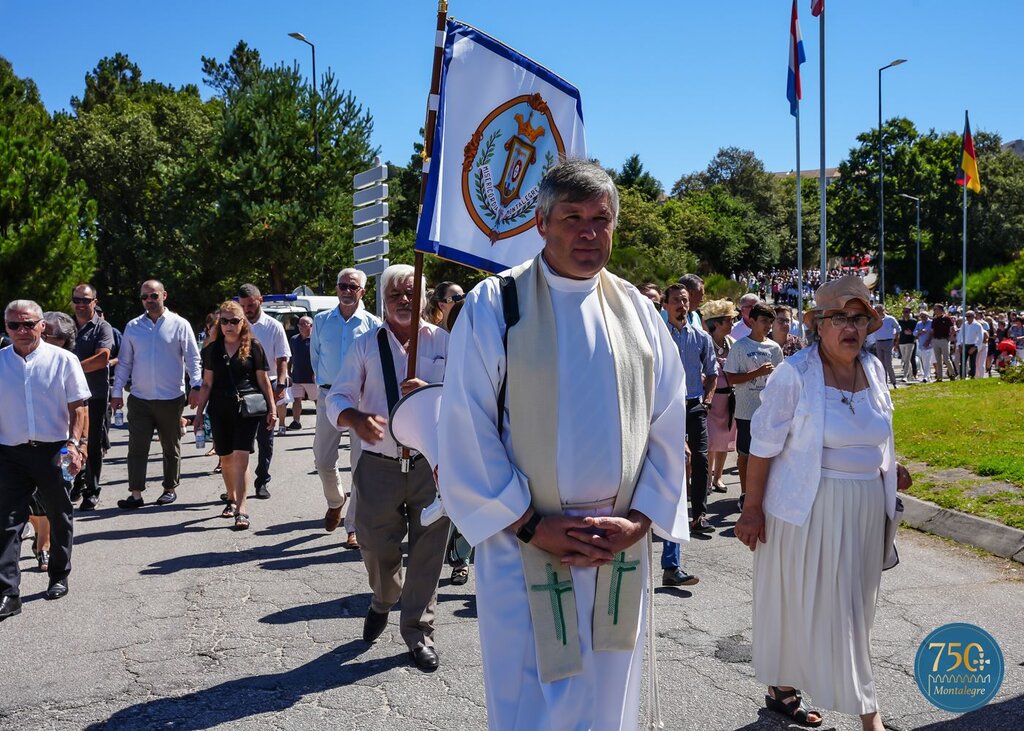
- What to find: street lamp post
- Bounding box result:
[878,58,907,301]
[289,32,319,162]
[898,193,921,292]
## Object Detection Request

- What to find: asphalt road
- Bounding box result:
[2,404,1022,730]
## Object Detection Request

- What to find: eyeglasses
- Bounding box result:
[72,297,95,305]
[6,320,41,331]
[221,318,242,325]
[817,313,872,329]
[140,293,161,301]
[440,294,464,305]
[386,290,415,301]
[336,282,362,292]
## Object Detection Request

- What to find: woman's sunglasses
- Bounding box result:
[221,317,243,325]
[440,294,465,305]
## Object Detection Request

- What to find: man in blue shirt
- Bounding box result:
[310,268,381,546]
[287,316,315,430]
[661,284,718,586]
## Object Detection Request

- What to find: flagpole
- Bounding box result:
[961,125,969,378]
[408,0,448,383]
[796,107,804,323]
[818,6,827,280]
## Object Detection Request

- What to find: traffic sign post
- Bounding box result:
[352,156,389,316]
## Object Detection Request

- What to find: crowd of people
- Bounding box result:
[2,159,1023,730]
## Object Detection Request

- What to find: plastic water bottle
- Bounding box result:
[195,430,206,451]
[114,409,124,427]
[59,448,74,482]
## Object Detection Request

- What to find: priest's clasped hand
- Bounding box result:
[529,515,615,567]
[565,512,651,566]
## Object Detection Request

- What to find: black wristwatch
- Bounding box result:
[516,511,543,544]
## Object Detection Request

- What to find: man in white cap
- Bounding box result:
[439,160,690,730]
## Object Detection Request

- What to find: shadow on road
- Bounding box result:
[260,594,371,624]
[83,640,406,730]
[436,591,477,619]
[73,515,217,545]
[137,534,350,575]
[914,694,1024,729]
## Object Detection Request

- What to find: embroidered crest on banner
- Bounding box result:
[462,93,565,243]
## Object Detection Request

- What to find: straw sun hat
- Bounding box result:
[802,275,883,334]
[699,299,740,321]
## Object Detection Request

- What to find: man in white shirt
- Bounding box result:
[326,264,449,673]
[438,161,690,730]
[872,304,901,388]
[731,293,760,340]
[311,268,380,545]
[238,284,291,500]
[957,310,985,378]
[1,300,91,618]
[111,280,201,509]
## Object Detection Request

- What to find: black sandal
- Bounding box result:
[233,512,250,531]
[765,686,823,728]
[221,503,235,519]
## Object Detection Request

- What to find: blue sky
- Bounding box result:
[2,1,1019,190]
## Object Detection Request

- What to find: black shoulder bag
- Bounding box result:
[223,343,269,419]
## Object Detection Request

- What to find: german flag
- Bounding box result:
[956,111,981,193]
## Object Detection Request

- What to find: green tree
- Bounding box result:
[55,59,220,325]
[616,154,663,203]
[200,42,378,297]
[0,57,96,311]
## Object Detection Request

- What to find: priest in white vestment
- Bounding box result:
[438,160,690,731]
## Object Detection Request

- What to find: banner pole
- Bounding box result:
[796,106,804,324]
[818,7,827,277]
[961,132,968,378]
[407,0,449,383]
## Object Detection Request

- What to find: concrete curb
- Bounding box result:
[900,494,1024,564]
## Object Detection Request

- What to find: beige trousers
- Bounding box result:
[354,453,449,650]
[312,387,358,533]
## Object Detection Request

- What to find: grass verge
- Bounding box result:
[893,378,1024,530]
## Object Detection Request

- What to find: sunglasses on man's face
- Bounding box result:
[6,320,41,331]
[140,293,161,301]
[72,297,95,305]
[336,282,362,292]
[221,318,242,326]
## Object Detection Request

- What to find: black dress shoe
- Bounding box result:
[362,608,389,643]
[79,495,98,511]
[155,490,177,506]
[117,495,144,510]
[255,484,271,499]
[0,595,21,621]
[45,579,69,601]
[411,646,439,672]
[69,485,83,502]
[662,568,699,587]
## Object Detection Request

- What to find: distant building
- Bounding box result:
[1002,139,1024,160]
[772,167,841,184]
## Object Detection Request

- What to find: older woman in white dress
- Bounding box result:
[735,276,912,731]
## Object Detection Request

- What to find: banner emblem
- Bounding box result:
[462,93,564,243]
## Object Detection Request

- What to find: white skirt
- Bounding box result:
[752,475,885,716]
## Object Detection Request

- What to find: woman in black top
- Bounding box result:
[192,301,276,530]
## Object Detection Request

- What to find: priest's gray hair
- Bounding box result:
[537,159,619,224]
[5,299,43,320]
[380,264,426,318]
[43,311,77,349]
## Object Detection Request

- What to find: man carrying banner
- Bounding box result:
[439,160,690,729]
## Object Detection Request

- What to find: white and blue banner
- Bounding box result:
[415,19,587,273]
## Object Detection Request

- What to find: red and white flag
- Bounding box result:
[811,0,824,17]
